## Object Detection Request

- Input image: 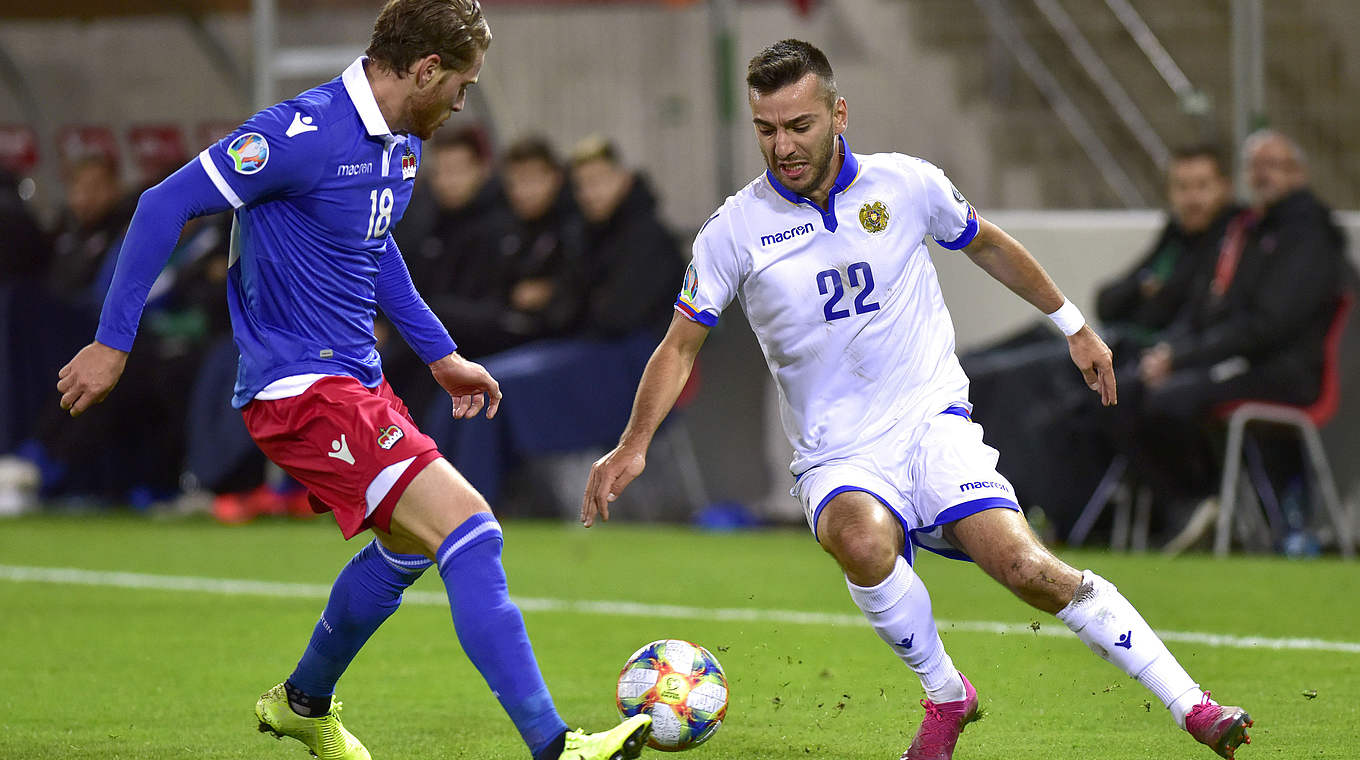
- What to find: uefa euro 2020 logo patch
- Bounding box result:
[681,262,700,303]
[227,133,269,175]
[859,200,890,234]
[376,425,405,450]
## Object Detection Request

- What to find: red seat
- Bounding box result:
[1213,293,1355,558]
[1213,293,1351,427]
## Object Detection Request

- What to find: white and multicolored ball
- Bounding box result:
[616,639,728,751]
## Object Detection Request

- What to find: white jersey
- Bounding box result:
[676,136,979,475]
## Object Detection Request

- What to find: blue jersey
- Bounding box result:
[96,57,455,408]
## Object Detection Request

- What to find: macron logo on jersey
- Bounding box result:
[285,112,319,138]
[760,222,815,247]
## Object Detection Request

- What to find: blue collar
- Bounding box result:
[764,134,859,232]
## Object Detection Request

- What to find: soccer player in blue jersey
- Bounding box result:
[54,2,651,759]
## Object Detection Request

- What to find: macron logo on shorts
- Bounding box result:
[327,434,355,465]
[959,480,1009,493]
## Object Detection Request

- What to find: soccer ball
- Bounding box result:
[616,639,728,751]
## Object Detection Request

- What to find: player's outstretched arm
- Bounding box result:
[582,313,710,527]
[429,351,502,420]
[961,216,1116,406]
[57,158,235,417]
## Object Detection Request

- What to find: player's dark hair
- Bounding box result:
[746,39,837,105]
[1170,143,1229,178]
[503,136,560,169]
[367,0,491,76]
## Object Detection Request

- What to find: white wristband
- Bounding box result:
[1046,299,1085,336]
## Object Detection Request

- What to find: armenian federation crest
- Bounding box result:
[859,200,890,234]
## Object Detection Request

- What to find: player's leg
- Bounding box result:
[816,491,966,704]
[944,508,1252,757]
[282,531,432,716]
[808,484,978,760]
[386,458,650,760]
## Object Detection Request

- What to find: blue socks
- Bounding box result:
[287,540,429,709]
[437,512,568,758]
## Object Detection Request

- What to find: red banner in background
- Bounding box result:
[196,121,239,151]
[127,124,189,184]
[0,125,39,174]
[56,125,119,167]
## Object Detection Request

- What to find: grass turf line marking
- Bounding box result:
[4,563,1358,655]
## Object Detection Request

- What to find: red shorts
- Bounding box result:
[242,376,442,539]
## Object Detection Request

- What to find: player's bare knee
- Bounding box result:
[390,459,494,556]
[823,528,897,585]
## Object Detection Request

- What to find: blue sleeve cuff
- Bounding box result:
[934,208,979,250]
[94,324,135,353]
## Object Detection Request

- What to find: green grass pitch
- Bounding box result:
[1,514,1356,759]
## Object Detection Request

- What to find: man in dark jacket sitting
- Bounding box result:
[1114,130,1350,540]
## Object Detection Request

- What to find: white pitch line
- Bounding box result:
[3,564,1358,655]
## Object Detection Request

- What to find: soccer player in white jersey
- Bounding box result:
[583,39,1252,760]
[55,2,651,759]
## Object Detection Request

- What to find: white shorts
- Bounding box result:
[791,406,1019,564]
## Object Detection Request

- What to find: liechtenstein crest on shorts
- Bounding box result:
[376,424,405,450]
[227,133,269,175]
[859,200,890,234]
[401,146,418,180]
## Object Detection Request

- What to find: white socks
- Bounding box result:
[1057,570,1205,727]
[846,555,965,704]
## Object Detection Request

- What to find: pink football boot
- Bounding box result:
[901,673,981,760]
[1186,691,1253,758]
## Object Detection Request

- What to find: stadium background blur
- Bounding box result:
[1,0,1358,534]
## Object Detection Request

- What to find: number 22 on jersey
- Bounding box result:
[365,188,394,240]
[817,261,880,322]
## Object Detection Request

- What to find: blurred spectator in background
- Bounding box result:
[48,155,132,310]
[0,166,53,512]
[963,145,1238,536]
[499,135,587,341]
[1110,130,1354,548]
[0,166,49,283]
[384,126,516,416]
[427,135,684,512]
[0,156,243,512]
[1095,145,1239,355]
[570,134,684,337]
[398,125,518,358]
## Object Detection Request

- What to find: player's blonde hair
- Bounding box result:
[367,0,491,76]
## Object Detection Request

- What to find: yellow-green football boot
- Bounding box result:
[255,683,371,760]
[559,714,652,760]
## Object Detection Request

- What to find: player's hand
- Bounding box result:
[581,443,647,528]
[429,352,502,420]
[56,341,128,417]
[1067,325,1117,406]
